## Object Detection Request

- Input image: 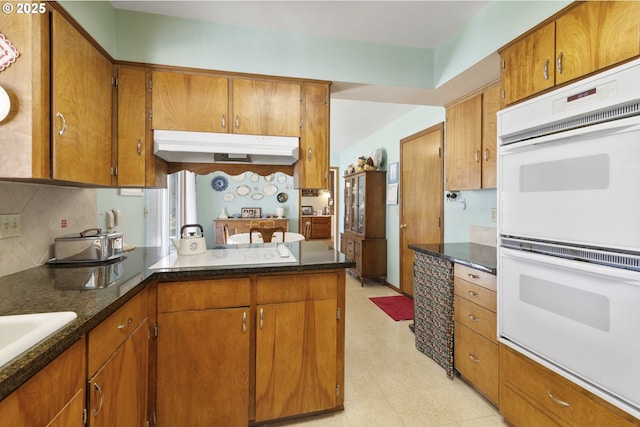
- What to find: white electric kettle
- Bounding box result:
[171,224,207,255]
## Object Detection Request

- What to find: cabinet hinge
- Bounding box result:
[501,59,506,69]
[153,411,157,427]
[325,95,329,105]
[336,384,340,397]
[82,408,87,425]
[336,307,341,320]
[438,217,441,227]
[438,146,442,158]
[153,323,158,337]
[110,166,118,177]
[148,79,153,91]
[149,110,153,121]
[300,119,304,130]
[114,77,119,88]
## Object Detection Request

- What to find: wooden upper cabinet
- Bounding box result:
[117,66,146,187]
[295,83,330,189]
[555,1,640,85]
[231,78,301,136]
[446,93,482,191]
[481,82,500,189]
[151,70,229,132]
[501,1,640,105]
[501,22,555,106]
[51,10,113,185]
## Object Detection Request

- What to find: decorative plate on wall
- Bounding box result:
[277,193,288,203]
[263,184,278,196]
[223,192,235,202]
[211,175,228,191]
[276,174,287,184]
[236,185,250,196]
[231,173,245,182]
[251,193,264,200]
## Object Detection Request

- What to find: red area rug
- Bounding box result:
[369,295,414,321]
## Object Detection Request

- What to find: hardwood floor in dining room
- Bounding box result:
[259,273,506,427]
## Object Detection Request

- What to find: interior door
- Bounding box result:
[400,124,444,296]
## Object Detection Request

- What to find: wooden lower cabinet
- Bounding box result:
[0,337,86,427]
[301,215,332,239]
[88,319,149,427]
[87,287,150,427]
[340,233,386,284]
[213,218,289,245]
[500,344,639,427]
[156,278,251,427]
[255,272,343,422]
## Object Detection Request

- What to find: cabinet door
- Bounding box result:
[88,319,149,427]
[232,79,300,136]
[295,83,329,189]
[445,93,482,190]
[117,67,146,187]
[151,70,228,132]
[47,389,85,427]
[501,22,555,105]
[255,299,337,422]
[481,82,501,189]
[51,11,113,185]
[156,308,249,427]
[555,1,640,85]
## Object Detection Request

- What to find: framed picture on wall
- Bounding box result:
[301,206,313,215]
[241,207,262,218]
[301,189,319,196]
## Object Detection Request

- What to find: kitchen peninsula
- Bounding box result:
[0,241,354,426]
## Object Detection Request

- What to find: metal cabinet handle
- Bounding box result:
[221,114,226,129]
[235,115,240,129]
[117,317,132,330]
[547,390,571,407]
[467,290,480,297]
[557,51,564,75]
[543,58,550,81]
[468,353,481,363]
[475,150,480,163]
[399,224,407,229]
[307,147,313,161]
[259,308,264,329]
[136,139,142,156]
[484,148,489,161]
[56,112,67,136]
[468,314,480,323]
[242,311,247,333]
[468,273,480,279]
[93,383,104,416]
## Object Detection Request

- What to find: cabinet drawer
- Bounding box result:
[158,278,250,312]
[500,345,638,427]
[454,264,496,291]
[454,294,497,343]
[500,382,562,427]
[257,272,337,304]
[454,277,496,312]
[454,322,498,405]
[88,287,148,374]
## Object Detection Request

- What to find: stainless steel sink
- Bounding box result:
[0,312,77,368]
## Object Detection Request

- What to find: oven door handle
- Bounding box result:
[500,247,640,285]
[499,114,640,154]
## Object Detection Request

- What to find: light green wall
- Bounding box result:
[444,189,497,242]
[96,189,147,246]
[58,1,116,56]
[337,106,445,288]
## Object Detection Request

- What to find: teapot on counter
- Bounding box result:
[171,224,207,255]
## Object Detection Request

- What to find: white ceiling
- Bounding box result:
[110,1,494,152]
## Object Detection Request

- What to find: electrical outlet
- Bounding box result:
[0,214,20,238]
[490,208,497,222]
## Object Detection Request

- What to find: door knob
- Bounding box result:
[400,224,407,229]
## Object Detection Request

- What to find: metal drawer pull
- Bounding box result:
[468,353,481,363]
[467,290,480,297]
[56,112,67,136]
[136,139,142,155]
[117,317,133,330]
[221,114,226,129]
[235,114,240,129]
[475,150,480,162]
[307,147,313,161]
[259,308,264,329]
[93,383,104,416]
[547,390,571,407]
[484,148,489,161]
[467,273,480,279]
[242,311,247,333]
[468,314,480,322]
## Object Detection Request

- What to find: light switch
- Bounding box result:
[0,214,20,239]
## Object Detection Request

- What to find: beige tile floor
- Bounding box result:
[265,273,508,427]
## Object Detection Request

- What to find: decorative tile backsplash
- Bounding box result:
[0,182,97,277]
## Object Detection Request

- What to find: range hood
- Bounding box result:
[153,130,299,165]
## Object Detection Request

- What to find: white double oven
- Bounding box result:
[498,58,640,419]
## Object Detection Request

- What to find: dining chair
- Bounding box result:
[222,224,230,244]
[303,221,312,241]
[249,227,285,243]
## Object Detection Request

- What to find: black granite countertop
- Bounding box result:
[408,242,497,274]
[0,241,353,401]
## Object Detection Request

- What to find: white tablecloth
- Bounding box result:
[227,232,305,244]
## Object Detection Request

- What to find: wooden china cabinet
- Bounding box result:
[340,170,387,285]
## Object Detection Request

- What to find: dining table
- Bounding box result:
[226,231,305,244]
